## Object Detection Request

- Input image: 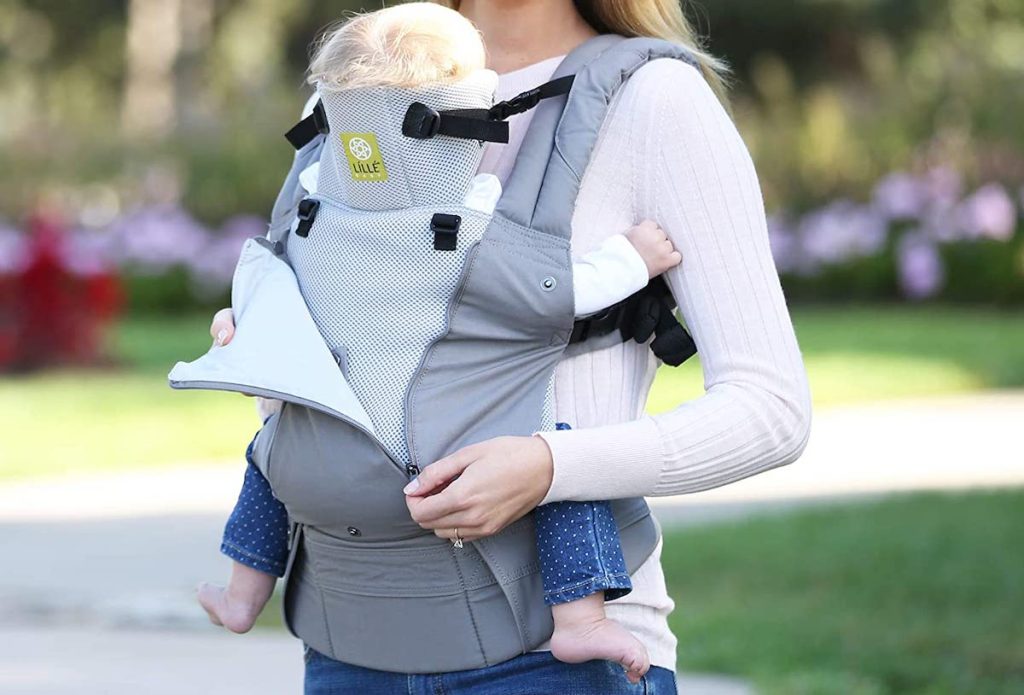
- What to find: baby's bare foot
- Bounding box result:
[197,562,276,634]
[549,595,650,684]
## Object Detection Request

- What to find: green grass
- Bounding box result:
[0,313,258,479]
[1,305,1022,480]
[663,489,1024,695]
[647,304,1024,412]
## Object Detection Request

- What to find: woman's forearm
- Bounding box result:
[537,59,811,504]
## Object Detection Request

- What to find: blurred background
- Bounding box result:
[0,1,1021,693]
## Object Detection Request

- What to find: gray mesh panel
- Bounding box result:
[287,199,490,464]
[540,375,556,432]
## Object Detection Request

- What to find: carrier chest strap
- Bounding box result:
[284,76,577,150]
[402,75,575,144]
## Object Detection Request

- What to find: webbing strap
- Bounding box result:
[401,76,575,144]
[569,276,697,367]
[284,99,328,149]
[487,75,576,121]
[284,76,578,149]
[402,105,510,143]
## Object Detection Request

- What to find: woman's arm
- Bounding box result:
[407,59,810,537]
[535,58,811,503]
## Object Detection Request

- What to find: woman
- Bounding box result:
[210,0,811,691]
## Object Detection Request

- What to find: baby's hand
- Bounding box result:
[625,220,682,279]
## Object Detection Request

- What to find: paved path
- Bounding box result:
[2,391,1021,694]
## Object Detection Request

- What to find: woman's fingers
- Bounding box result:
[210,307,236,346]
[406,491,465,527]
[403,447,476,497]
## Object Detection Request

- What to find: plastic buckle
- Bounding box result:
[402,102,441,139]
[490,88,541,120]
[430,213,461,251]
[295,198,320,238]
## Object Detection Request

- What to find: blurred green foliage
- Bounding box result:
[2,1,1022,312]
[3,0,1022,223]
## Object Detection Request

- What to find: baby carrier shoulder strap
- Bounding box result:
[501,35,700,366]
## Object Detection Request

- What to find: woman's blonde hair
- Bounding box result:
[309,2,485,90]
[437,0,730,103]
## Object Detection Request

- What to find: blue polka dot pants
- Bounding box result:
[220,435,291,577]
[533,423,632,606]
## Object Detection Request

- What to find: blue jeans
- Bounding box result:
[304,647,677,695]
[222,424,632,605]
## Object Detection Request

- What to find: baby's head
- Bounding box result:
[309,3,486,91]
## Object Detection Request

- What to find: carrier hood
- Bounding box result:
[315,69,499,211]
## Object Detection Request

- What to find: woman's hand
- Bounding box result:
[404,435,555,542]
[208,306,267,405]
[210,307,235,346]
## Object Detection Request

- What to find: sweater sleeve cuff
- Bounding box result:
[535,416,665,505]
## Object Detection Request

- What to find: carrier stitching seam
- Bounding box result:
[481,239,569,266]
[449,544,489,667]
[383,93,417,207]
[300,408,336,657]
[302,532,336,657]
[405,239,480,465]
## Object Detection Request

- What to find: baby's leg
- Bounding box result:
[534,425,649,683]
[198,438,290,633]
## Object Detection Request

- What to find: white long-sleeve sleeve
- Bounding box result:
[572,233,649,317]
[536,59,812,504]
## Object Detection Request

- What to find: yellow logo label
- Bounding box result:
[340,132,388,182]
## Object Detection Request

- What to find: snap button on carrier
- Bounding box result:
[347,526,361,537]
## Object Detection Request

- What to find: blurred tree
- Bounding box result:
[122,0,183,139]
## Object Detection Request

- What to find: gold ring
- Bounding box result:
[452,528,464,549]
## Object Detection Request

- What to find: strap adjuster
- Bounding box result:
[295,198,320,238]
[402,102,441,139]
[311,100,329,135]
[430,213,461,251]
[284,99,330,149]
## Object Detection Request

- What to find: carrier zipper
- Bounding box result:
[294,193,479,478]
[402,240,483,472]
[171,377,408,478]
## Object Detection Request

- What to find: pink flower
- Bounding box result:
[0,223,28,274]
[956,183,1018,241]
[897,233,945,300]
[873,172,929,221]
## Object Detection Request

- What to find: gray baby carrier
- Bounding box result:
[170,36,698,673]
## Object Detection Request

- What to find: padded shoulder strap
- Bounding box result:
[497,36,700,238]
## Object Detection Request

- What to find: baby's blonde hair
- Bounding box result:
[308,2,486,91]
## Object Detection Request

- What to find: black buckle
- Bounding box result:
[430,213,461,251]
[489,88,541,121]
[295,198,320,238]
[569,306,620,345]
[403,102,441,139]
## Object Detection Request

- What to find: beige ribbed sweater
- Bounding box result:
[481,55,812,672]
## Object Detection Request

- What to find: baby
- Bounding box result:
[198,3,681,683]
